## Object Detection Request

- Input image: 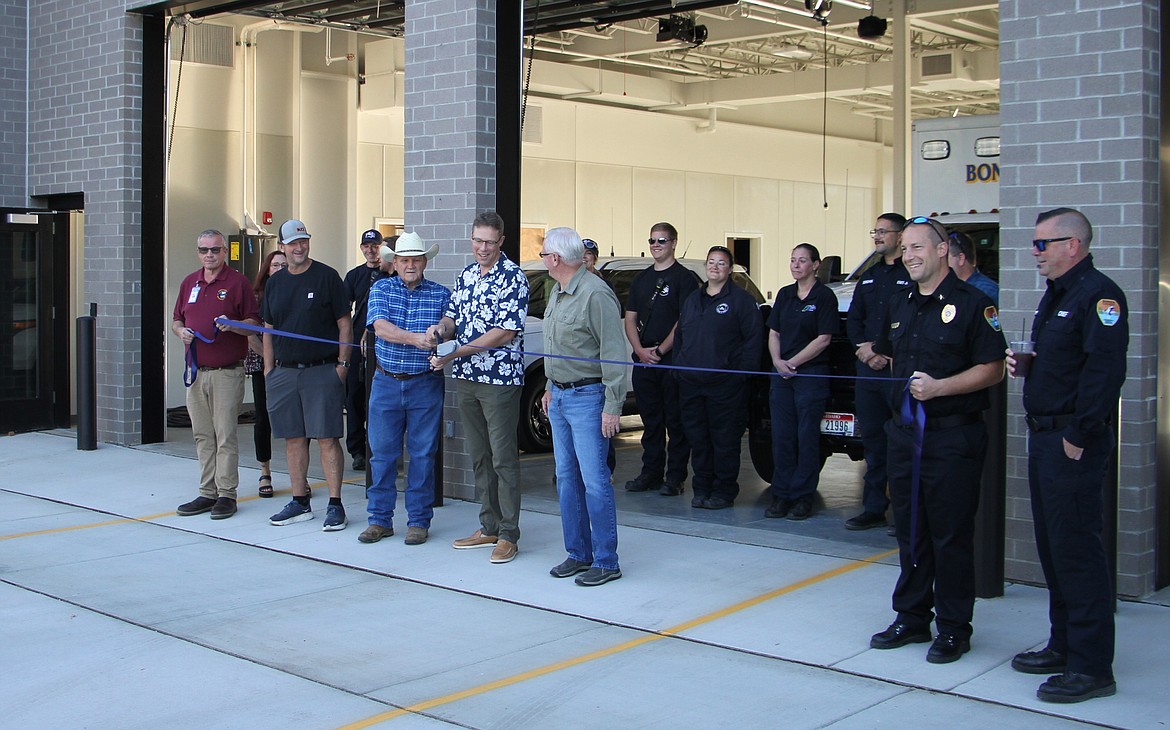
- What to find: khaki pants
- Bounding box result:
[186,367,245,499]
[455,379,522,544]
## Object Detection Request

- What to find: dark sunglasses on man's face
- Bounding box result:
[198,246,223,254]
[648,237,674,245]
[1032,236,1073,252]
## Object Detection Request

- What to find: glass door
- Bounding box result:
[0,213,58,432]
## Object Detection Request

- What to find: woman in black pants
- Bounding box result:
[246,250,287,497]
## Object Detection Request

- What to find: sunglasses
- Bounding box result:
[906,216,948,244]
[648,237,674,245]
[197,246,223,254]
[1032,236,1073,252]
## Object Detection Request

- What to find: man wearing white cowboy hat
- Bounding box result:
[359,231,450,546]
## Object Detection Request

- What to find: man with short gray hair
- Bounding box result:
[173,229,260,520]
[540,227,628,586]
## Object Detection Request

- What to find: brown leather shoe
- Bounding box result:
[358,524,394,544]
[404,526,428,545]
[490,539,518,563]
[452,529,498,549]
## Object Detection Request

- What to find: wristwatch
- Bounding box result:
[338,360,350,368]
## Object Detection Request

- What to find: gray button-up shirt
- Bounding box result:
[544,266,629,415]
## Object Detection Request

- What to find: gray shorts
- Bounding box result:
[266,364,345,439]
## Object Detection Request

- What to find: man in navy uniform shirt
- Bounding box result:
[1006,208,1127,703]
[868,216,1005,665]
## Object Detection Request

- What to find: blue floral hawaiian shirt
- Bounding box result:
[443,253,529,386]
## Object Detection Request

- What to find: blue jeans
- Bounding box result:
[769,372,829,501]
[366,371,444,529]
[549,383,619,570]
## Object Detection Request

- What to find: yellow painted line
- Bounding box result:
[0,477,365,542]
[338,547,899,728]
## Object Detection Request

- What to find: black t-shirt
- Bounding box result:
[344,263,389,342]
[625,261,700,350]
[261,260,350,363]
[767,280,839,366]
[874,271,1006,418]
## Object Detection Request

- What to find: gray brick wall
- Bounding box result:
[28,1,145,444]
[0,0,27,206]
[1000,0,1160,598]
[405,0,499,500]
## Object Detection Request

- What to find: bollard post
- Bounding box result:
[76,303,97,450]
[973,377,1006,598]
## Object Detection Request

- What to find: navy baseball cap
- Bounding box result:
[582,238,599,253]
[360,229,383,246]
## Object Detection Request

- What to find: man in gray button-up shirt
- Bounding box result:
[539,227,629,587]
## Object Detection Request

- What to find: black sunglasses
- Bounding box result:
[1032,236,1073,252]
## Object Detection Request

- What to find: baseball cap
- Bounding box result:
[360,229,383,246]
[279,219,311,244]
[582,238,599,253]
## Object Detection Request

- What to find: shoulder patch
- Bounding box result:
[984,306,1001,332]
[1096,299,1121,326]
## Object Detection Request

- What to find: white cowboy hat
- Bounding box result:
[380,231,439,261]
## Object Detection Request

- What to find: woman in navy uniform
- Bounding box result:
[673,246,763,509]
[765,244,839,520]
[867,217,1005,665]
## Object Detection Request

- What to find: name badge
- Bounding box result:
[307,292,315,299]
[187,284,200,304]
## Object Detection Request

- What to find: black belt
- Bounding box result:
[1025,414,1075,433]
[275,358,336,369]
[375,362,432,380]
[899,411,981,431]
[198,361,243,371]
[551,377,602,389]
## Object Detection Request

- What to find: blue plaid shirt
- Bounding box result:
[367,276,451,374]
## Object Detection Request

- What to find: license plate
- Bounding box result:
[821,412,855,436]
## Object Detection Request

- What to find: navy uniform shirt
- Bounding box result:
[846,258,911,374]
[875,270,1006,418]
[767,279,839,367]
[1022,254,1128,448]
[626,261,701,351]
[674,281,764,384]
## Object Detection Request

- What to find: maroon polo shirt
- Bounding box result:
[172,265,260,368]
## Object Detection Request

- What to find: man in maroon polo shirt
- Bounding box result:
[172,229,261,519]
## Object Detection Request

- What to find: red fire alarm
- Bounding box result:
[262,211,273,225]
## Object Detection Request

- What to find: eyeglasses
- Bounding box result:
[869,228,899,237]
[471,237,501,246]
[1032,236,1073,252]
[197,246,223,254]
[538,251,554,258]
[906,216,948,244]
[648,237,674,245]
[270,262,288,270]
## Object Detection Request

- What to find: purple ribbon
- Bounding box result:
[183,328,219,387]
[899,381,927,567]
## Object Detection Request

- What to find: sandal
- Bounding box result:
[258,474,274,498]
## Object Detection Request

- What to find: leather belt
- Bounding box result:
[899,411,981,431]
[1025,414,1075,433]
[275,358,336,369]
[551,377,603,389]
[198,362,243,371]
[375,362,431,380]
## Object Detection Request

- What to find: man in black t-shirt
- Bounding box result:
[622,222,700,496]
[262,219,353,532]
[342,229,390,471]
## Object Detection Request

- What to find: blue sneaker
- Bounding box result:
[322,503,348,531]
[270,500,313,526]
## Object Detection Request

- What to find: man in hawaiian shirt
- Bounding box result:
[428,211,530,564]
